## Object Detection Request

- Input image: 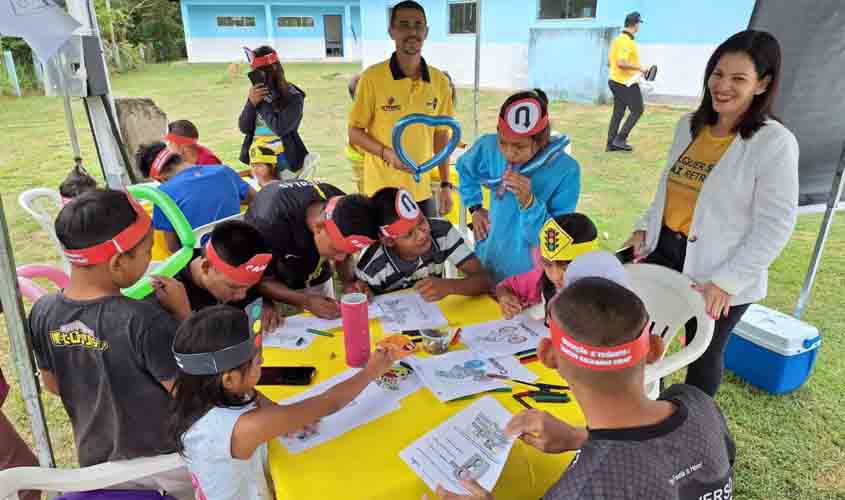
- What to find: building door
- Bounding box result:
[324,15,344,57]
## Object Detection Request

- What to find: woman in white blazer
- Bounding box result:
[625,30,799,396]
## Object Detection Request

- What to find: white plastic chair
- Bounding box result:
[298,152,320,180]
[624,263,715,399]
[192,212,245,249]
[0,454,188,500]
[18,188,70,275]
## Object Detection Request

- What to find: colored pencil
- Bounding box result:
[306,328,335,338]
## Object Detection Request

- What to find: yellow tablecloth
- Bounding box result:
[261,295,585,500]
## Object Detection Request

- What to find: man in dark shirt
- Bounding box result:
[244,180,379,319]
[436,277,735,500]
[28,189,192,494]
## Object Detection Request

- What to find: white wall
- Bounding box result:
[362,40,528,90]
[187,37,269,63]
[639,43,715,99]
[273,38,325,59]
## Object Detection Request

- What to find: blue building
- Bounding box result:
[180,0,363,62]
[180,0,756,102]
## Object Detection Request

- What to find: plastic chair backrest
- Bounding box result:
[192,212,245,249]
[298,152,320,180]
[623,263,715,398]
[18,188,70,274]
[0,454,185,500]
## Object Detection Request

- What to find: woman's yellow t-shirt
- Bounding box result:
[663,126,736,236]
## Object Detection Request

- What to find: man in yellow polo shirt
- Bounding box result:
[607,11,648,153]
[348,0,455,217]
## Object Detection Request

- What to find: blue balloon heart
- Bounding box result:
[481,135,571,188]
[392,114,462,182]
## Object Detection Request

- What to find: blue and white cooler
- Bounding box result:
[724,304,822,394]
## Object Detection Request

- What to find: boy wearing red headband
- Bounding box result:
[165,119,223,166]
[136,142,256,253]
[436,277,735,500]
[28,189,192,494]
[244,180,379,319]
[165,220,281,331]
[355,187,491,301]
[457,89,580,284]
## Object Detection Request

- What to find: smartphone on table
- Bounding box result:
[258,366,316,386]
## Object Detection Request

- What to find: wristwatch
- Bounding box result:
[468,204,482,215]
[440,181,454,190]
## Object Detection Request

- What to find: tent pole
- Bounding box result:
[459,0,481,241]
[0,198,55,468]
[795,141,845,319]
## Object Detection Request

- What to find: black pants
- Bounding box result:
[645,226,750,397]
[417,198,436,218]
[607,80,644,146]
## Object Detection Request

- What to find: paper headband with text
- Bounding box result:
[323,196,376,254]
[164,133,197,146]
[63,197,151,266]
[205,241,272,286]
[174,328,262,376]
[149,148,176,181]
[380,189,422,238]
[540,219,599,262]
[243,47,279,69]
[498,97,549,139]
[550,319,650,371]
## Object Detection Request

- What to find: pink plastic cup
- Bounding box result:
[341,292,370,367]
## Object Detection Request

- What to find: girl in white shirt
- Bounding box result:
[170,305,399,500]
[625,30,799,396]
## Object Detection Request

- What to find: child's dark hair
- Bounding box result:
[550,277,647,349]
[168,120,200,140]
[690,30,782,140]
[499,89,551,147]
[171,305,256,456]
[59,164,97,199]
[389,0,426,27]
[544,213,597,253]
[332,194,379,240]
[204,220,268,266]
[55,188,141,250]
[370,187,405,227]
[135,142,181,178]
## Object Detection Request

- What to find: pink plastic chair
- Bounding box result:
[16,264,70,302]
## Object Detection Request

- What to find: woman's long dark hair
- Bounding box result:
[690,30,782,140]
[170,305,256,456]
[253,45,292,110]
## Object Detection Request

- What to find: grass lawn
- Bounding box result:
[1,61,843,499]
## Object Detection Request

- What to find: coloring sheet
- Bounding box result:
[400,396,516,494]
[262,314,341,350]
[373,291,449,333]
[460,314,549,357]
[405,350,538,402]
[278,369,401,453]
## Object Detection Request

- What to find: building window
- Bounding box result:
[538,0,597,20]
[278,16,315,28]
[216,16,256,28]
[448,1,476,34]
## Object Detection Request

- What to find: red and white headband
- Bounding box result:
[164,133,197,146]
[498,97,549,139]
[323,196,376,254]
[550,319,650,371]
[63,197,151,266]
[380,189,422,238]
[205,241,272,286]
[149,148,176,181]
[244,47,279,69]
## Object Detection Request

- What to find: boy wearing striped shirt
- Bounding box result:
[355,188,491,302]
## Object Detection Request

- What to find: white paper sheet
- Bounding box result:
[459,314,549,358]
[405,350,538,402]
[277,369,401,453]
[373,291,449,333]
[400,396,516,494]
